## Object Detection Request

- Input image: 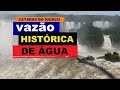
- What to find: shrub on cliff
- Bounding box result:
[104,52,120,62]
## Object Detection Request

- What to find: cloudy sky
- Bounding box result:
[0,11,120,16]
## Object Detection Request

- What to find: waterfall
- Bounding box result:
[102,35,113,50]
[77,39,88,55]
[62,21,82,32]
[0,20,13,55]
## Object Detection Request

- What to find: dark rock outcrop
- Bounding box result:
[78,55,95,61]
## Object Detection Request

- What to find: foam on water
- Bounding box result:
[0,19,120,79]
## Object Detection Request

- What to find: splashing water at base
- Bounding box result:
[77,39,89,56]
[0,19,120,79]
[102,35,114,51]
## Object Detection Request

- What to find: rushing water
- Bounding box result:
[102,35,113,50]
[0,19,120,79]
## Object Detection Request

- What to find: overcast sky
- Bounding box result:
[0,11,120,16]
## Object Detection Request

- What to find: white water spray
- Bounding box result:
[102,35,113,50]
[77,39,88,55]
[0,19,119,79]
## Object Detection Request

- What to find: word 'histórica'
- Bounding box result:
[13,16,78,58]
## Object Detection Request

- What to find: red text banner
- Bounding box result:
[13,45,78,58]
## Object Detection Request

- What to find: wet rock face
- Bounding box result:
[113,52,119,56]
[78,56,95,61]
[86,56,95,61]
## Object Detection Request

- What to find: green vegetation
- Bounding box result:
[104,52,120,62]
[77,24,104,48]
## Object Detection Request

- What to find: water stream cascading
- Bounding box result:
[0,20,13,56]
[102,35,113,50]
